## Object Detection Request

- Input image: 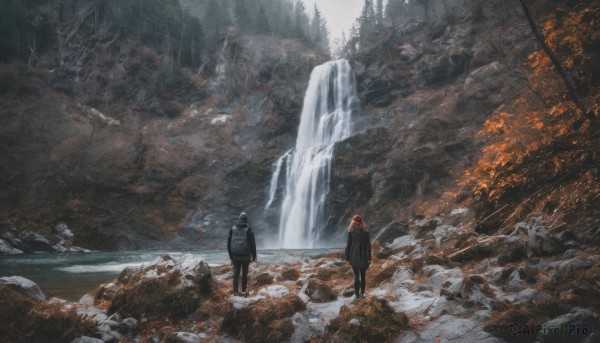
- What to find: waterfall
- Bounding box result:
[267,59,359,249]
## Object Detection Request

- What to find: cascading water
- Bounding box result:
[265,59,360,249]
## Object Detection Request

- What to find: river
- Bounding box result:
[0,249,339,301]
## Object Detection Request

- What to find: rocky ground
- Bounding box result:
[2,209,598,343]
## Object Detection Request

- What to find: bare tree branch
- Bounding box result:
[518,0,597,127]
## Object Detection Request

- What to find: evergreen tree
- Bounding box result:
[376,0,384,28]
[254,4,271,34]
[310,5,329,53]
[356,0,376,45]
[234,0,252,32]
[293,1,310,43]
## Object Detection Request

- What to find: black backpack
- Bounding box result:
[230,225,249,255]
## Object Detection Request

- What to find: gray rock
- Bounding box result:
[392,267,416,288]
[54,222,74,240]
[77,307,107,322]
[0,276,46,300]
[70,337,104,343]
[22,232,53,252]
[464,62,503,90]
[302,279,337,303]
[506,269,524,292]
[79,294,94,306]
[557,258,593,275]
[538,308,597,343]
[121,317,138,328]
[291,312,313,343]
[173,332,202,343]
[0,239,23,254]
[1,232,26,251]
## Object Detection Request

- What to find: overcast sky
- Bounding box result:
[300,0,365,43]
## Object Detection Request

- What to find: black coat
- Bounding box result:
[345,229,371,268]
[227,223,257,262]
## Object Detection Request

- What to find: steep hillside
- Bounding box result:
[0,0,327,251]
[323,0,599,245]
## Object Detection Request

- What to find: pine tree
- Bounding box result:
[234,0,251,32]
[310,5,329,52]
[376,0,384,28]
[357,0,376,45]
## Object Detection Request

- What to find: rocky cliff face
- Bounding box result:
[323,3,535,237]
[0,5,326,251]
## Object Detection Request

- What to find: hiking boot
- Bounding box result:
[240,291,248,297]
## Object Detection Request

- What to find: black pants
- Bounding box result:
[352,266,367,296]
[232,260,250,293]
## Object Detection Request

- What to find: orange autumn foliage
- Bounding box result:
[462,1,600,227]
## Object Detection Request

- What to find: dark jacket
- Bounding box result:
[227,223,257,262]
[345,228,371,268]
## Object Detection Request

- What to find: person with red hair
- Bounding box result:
[345,214,371,299]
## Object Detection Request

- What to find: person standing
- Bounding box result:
[345,214,371,299]
[227,212,257,297]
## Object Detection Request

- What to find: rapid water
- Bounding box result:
[267,59,359,249]
[0,249,336,301]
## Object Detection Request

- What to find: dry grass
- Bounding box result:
[220,293,306,343]
[108,268,213,319]
[0,285,95,343]
[324,297,410,343]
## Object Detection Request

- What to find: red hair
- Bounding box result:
[349,215,366,231]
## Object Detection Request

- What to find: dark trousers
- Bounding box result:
[232,260,250,293]
[352,266,367,296]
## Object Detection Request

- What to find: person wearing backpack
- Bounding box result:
[227,212,257,297]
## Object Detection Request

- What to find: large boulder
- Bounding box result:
[107,254,212,318]
[0,276,46,300]
[302,278,337,303]
[0,239,23,254]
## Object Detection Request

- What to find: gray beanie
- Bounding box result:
[239,212,248,223]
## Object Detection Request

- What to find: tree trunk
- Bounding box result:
[518,0,597,127]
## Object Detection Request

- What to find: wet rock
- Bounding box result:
[0,239,23,254]
[0,276,46,300]
[302,279,337,303]
[257,285,289,298]
[22,232,53,252]
[291,313,313,343]
[387,235,415,250]
[70,337,104,343]
[1,232,26,251]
